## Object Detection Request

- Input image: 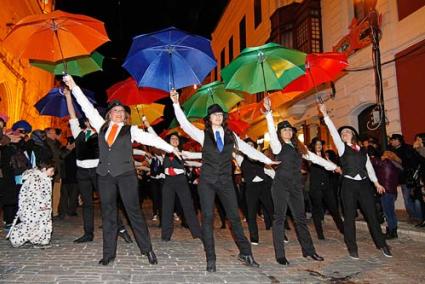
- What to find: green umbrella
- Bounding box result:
[182,81,244,118]
[30,52,104,77]
[221,42,306,94]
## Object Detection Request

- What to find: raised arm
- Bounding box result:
[130,126,174,153]
[63,75,104,133]
[263,97,282,155]
[236,135,275,165]
[303,151,337,171]
[170,90,204,145]
[318,103,345,156]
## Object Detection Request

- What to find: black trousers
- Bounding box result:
[309,182,344,238]
[161,174,201,240]
[76,167,97,236]
[59,182,79,216]
[341,178,386,253]
[271,179,316,259]
[199,177,252,261]
[150,178,163,216]
[98,172,152,258]
[245,181,274,242]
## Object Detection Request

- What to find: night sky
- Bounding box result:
[55,0,228,129]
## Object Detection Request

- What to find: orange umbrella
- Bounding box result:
[130,103,165,126]
[263,90,303,109]
[229,103,263,123]
[2,10,109,62]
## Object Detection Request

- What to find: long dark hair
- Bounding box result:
[309,137,325,157]
[204,114,237,148]
[277,128,308,156]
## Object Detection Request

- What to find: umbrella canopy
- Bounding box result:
[2,10,109,62]
[35,87,96,118]
[122,26,217,92]
[30,52,104,77]
[221,42,306,94]
[182,81,244,118]
[283,52,348,93]
[129,103,165,126]
[229,102,263,123]
[106,77,169,105]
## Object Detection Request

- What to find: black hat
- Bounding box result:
[389,133,403,142]
[277,120,296,133]
[206,104,225,117]
[338,125,359,138]
[107,99,126,113]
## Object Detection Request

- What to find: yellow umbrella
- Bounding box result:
[130,103,164,126]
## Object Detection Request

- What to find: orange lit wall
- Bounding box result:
[0,0,56,130]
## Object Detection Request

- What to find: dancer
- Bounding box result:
[64,88,133,244]
[143,118,202,241]
[171,90,278,272]
[235,139,274,245]
[264,97,339,265]
[64,75,179,266]
[308,137,344,239]
[318,102,392,259]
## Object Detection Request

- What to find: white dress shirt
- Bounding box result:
[69,118,99,168]
[323,115,377,182]
[265,111,337,171]
[234,153,272,182]
[71,86,174,154]
[173,103,273,165]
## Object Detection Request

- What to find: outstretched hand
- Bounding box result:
[318,103,327,116]
[376,183,385,194]
[62,75,76,90]
[267,160,281,166]
[142,116,150,128]
[172,148,182,160]
[263,96,272,112]
[170,89,179,104]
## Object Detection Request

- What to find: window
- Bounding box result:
[228,37,234,61]
[254,0,262,28]
[239,16,246,51]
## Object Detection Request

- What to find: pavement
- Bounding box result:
[1,203,425,284]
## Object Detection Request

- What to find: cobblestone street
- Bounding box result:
[1,204,425,283]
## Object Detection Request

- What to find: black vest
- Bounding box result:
[75,131,99,161]
[97,125,134,177]
[241,157,267,183]
[201,130,234,184]
[340,144,368,178]
[163,153,184,170]
[309,162,330,188]
[274,143,303,185]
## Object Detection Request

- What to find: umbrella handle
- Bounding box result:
[136,105,145,129]
[169,51,175,90]
[53,21,67,73]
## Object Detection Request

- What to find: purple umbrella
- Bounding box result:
[35,87,96,118]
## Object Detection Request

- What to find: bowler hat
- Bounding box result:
[338,125,359,138]
[206,104,225,117]
[107,99,126,113]
[277,120,296,133]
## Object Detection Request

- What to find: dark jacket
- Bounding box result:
[373,158,400,195]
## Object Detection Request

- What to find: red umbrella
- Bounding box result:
[283,52,348,93]
[106,77,169,105]
[228,118,250,136]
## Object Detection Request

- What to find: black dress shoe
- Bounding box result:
[381,245,392,258]
[206,260,216,272]
[238,254,260,267]
[145,251,158,264]
[74,234,93,243]
[98,256,115,266]
[348,250,359,260]
[276,257,290,265]
[118,230,133,243]
[303,253,324,261]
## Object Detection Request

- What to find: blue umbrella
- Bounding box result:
[122,26,217,92]
[35,87,96,118]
